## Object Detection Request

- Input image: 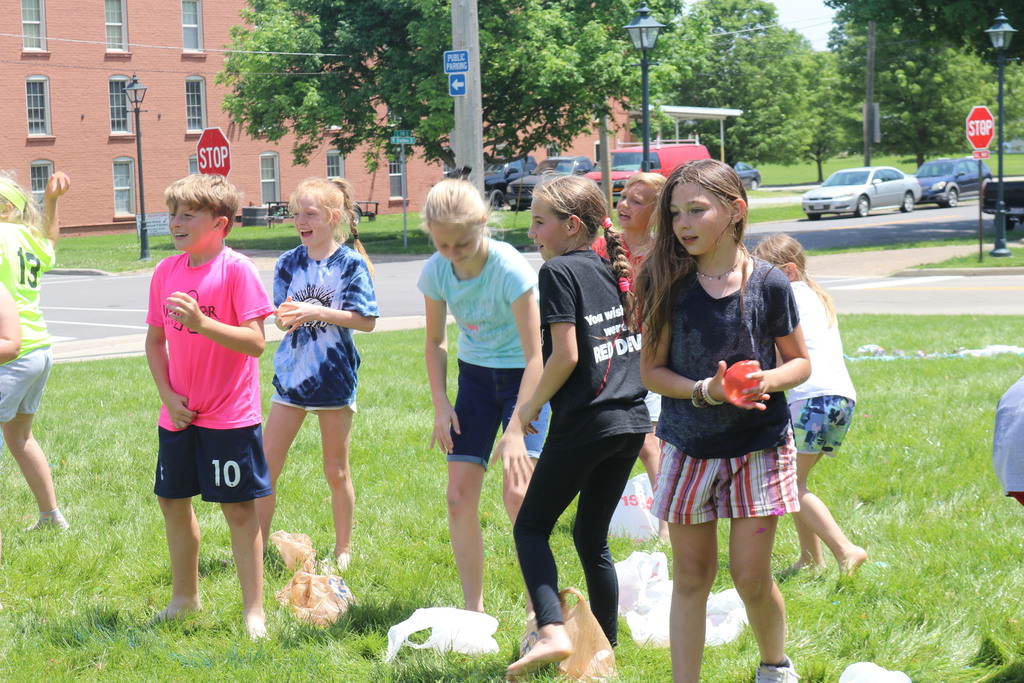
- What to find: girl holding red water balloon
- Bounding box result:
[633,159,810,683]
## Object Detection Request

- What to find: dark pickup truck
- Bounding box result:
[982,181,1024,229]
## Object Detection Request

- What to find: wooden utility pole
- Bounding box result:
[452,0,484,193]
[864,20,875,166]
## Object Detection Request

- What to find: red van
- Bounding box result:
[585,142,711,203]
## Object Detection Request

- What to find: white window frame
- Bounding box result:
[105,0,127,51]
[181,0,203,51]
[29,160,53,204]
[188,155,199,175]
[108,76,131,134]
[260,152,280,204]
[326,150,345,178]
[112,157,135,214]
[389,158,403,198]
[185,76,207,132]
[22,0,46,50]
[26,75,51,136]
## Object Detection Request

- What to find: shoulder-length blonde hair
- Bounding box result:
[292,177,374,277]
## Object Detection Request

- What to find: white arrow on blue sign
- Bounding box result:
[444,50,470,74]
[449,74,466,97]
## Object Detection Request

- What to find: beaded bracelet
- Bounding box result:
[691,378,711,408]
[702,378,724,406]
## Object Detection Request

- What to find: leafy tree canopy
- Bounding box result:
[826,0,1024,58]
[220,0,688,168]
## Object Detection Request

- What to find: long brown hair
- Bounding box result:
[752,232,836,325]
[633,159,749,354]
[533,175,637,331]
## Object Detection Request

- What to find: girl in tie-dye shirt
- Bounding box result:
[257,178,378,572]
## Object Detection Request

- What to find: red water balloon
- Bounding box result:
[723,360,760,406]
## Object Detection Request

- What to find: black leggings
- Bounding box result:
[513,432,644,647]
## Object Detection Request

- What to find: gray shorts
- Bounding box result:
[0,347,52,422]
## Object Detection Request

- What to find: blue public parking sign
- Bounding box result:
[444,50,470,73]
[448,74,467,97]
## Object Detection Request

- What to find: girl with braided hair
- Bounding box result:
[507,175,650,680]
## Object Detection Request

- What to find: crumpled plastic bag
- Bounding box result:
[521,588,615,682]
[608,474,659,541]
[275,571,354,626]
[839,662,912,682]
[615,552,748,647]
[615,550,669,615]
[269,530,316,573]
[385,607,499,661]
[270,530,354,626]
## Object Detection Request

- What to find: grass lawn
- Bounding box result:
[3,316,1024,681]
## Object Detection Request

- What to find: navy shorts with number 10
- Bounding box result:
[155,424,273,503]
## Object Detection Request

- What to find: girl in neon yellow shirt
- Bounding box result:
[0,171,70,531]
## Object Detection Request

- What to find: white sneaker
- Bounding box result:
[756,659,800,683]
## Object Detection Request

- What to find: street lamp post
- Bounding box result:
[624,4,664,173]
[986,10,1017,258]
[124,74,150,261]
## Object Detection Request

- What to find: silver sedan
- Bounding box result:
[802,166,921,220]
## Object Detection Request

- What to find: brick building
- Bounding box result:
[5,1,625,233]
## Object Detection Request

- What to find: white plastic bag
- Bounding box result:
[609,474,659,541]
[615,551,748,648]
[385,607,499,661]
[704,588,748,646]
[614,550,669,614]
[839,662,912,683]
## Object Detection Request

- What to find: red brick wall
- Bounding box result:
[3,1,608,231]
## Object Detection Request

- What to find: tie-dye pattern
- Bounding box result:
[271,245,378,407]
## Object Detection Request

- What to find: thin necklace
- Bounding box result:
[697,260,738,280]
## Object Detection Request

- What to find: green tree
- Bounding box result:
[664,0,817,166]
[802,50,859,182]
[220,0,687,168]
[832,21,998,166]
[826,0,1024,58]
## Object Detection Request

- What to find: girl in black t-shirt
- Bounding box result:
[507,176,650,680]
[634,159,810,683]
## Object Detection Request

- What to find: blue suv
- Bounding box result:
[915,157,992,208]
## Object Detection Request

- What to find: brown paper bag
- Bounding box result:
[519,587,616,682]
[269,530,316,573]
[274,570,355,626]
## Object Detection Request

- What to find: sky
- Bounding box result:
[771,0,837,51]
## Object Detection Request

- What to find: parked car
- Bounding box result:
[914,157,992,207]
[981,181,1024,230]
[484,156,537,209]
[802,166,921,220]
[584,143,711,204]
[733,162,762,189]
[506,156,595,211]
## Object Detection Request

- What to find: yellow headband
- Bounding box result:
[0,178,27,213]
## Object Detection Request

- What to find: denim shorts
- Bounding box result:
[789,395,856,456]
[449,360,550,468]
[155,424,273,503]
[0,347,52,422]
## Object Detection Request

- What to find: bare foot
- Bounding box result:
[840,546,868,576]
[151,598,201,624]
[335,550,351,573]
[786,558,822,574]
[506,627,572,681]
[245,613,267,639]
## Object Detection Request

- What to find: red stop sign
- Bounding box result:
[966,106,995,150]
[196,127,231,176]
